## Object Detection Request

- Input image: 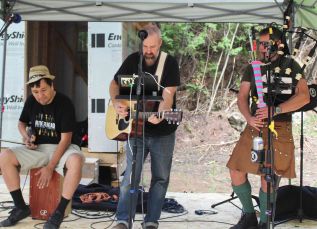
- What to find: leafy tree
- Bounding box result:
[160,23,254,111]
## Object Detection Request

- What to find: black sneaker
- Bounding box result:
[43,211,64,229]
[0,206,31,227]
[230,212,258,229]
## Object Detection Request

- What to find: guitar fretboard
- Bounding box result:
[132,112,163,119]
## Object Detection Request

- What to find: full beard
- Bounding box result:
[144,54,158,66]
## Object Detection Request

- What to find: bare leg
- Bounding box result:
[62,153,84,199]
[230,169,247,186]
[0,149,21,191]
[0,150,31,227]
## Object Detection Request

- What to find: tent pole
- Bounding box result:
[0,29,8,149]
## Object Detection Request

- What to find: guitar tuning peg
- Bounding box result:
[177,122,180,125]
[168,120,171,124]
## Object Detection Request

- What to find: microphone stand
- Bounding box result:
[262,43,275,229]
[128,37,145,229]
[0,29,8,149]
[0,14,21,148]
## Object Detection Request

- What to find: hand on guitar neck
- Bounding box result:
[112,100,163,124]
[24,127,37,149]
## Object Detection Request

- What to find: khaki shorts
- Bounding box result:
[10,144,84,176]
[226,121,296,178]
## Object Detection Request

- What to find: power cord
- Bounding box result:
[89,218,115,229]
[71,209,115,219]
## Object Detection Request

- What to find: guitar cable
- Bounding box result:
[144,72,171,94]
[125,82,147,225]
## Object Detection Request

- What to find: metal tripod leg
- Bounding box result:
[211,191,260,209]
[211,191,237,208]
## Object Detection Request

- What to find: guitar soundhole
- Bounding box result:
[118,117,130,131]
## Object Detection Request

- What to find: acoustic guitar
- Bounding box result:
[105,101,183,141]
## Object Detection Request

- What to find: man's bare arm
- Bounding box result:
[46,132,72,171]
[158,86,177,112]
[277,78,310,113]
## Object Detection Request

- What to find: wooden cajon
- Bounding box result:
[29,168,71,220]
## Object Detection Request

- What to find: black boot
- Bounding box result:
[230,212,258,229]
[43,211,64,229]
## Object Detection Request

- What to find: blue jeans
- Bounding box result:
[116,132,175,226]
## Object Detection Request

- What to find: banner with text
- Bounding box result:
[0,22,25,147]
[88,22,122,152]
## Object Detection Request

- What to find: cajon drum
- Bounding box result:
[29,168,71,220]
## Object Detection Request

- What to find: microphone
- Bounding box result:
[8,13,22,23]
[138,30,148,40]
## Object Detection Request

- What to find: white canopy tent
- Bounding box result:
[7,0,317,29]
[12,0,286,24]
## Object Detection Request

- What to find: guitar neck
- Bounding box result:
[132,111,163,119]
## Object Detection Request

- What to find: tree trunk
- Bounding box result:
[206,23,240,116]
[195,33,211,113]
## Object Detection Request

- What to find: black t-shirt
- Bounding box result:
[114,51,180,136]
[19,92,80,146]
[242,56,302,121]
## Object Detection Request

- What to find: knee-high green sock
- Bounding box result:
[232,180,254,213]
[259,188,274,223]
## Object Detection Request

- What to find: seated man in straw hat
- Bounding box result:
[0,65,84,229]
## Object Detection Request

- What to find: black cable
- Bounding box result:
[62,216,82,222]
[33,222,45,229]
[71,209,115,219]
[90,218,115,229]
[158,219,234,227]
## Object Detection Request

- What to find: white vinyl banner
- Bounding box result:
[88,22,122,152]
[0,22,25,147]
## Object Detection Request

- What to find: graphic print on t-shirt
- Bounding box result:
[34,113,57,137]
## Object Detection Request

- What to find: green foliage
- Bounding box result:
[229,47,243,56]
[186,81,208,96]
[160,22,256,108]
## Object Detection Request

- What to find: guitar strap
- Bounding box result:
[155,51,167,91]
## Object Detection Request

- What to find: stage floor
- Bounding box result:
[0,176,316,229]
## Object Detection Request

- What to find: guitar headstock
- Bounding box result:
[163,109,183,125]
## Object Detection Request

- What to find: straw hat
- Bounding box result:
[26,65,55,84]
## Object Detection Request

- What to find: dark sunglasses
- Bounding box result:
[259,41,270,48]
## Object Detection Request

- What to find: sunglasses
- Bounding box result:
[259,41,270,48]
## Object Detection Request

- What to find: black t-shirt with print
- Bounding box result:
[19,92,80,146]
[242,56,302,121]
[114,51,180,136]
